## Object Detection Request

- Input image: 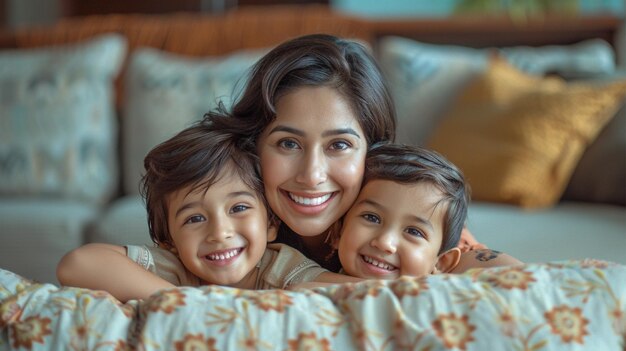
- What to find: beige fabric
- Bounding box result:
[126,243,326,289]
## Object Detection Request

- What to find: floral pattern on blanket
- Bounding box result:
[1,260,624,350]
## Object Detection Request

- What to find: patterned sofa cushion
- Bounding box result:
[0,34,126,204]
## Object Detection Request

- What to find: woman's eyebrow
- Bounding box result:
[267,125,361,139]
[322,128,361,138]
[267,125,304,136]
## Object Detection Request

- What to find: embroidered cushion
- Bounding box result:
[0,34,126,203]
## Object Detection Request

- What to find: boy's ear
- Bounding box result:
[433,247,462,274]
[267,223,278,242]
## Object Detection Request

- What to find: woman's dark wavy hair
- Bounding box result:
[205,33,396,152]
[141,120,273,249]
[363,143,470,254]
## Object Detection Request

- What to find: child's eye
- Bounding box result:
[406,227,425,238]
[231,204,250,213]
[361,213,381,224]
[278,139,300,150]
[185,215,206,224]
[329,140,350,151]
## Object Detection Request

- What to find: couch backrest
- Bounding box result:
[0,5,371,108]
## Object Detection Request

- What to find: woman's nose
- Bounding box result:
[296,149,328,186]
[370,231,398,254]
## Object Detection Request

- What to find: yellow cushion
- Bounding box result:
[427,57,626,208]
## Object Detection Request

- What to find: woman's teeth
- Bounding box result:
[289,193,332,206]
[362,255,396,271]
[207,248,241,261]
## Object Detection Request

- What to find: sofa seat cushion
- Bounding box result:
[468,201,626,265]
[87,195,152,247]
[0,199,100,284]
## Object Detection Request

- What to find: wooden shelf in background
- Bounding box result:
[368,14,623,48]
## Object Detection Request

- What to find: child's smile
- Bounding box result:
[204,247,245,266]
[360,254,398,275]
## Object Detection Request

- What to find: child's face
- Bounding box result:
[166,171,276,288]
[338,179,447,279]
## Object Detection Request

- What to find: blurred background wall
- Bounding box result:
[1,0,624,29]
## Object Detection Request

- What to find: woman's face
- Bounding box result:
[258,86,367,239]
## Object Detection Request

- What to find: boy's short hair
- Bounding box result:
[140,121,271,248]
[364,142,470,253]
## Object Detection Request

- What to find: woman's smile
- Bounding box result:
[282,190,337,215]
[287,192,333,206]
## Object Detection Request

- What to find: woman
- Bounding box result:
[206,34,518,272]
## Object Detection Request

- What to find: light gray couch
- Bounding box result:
[1,9,624,285]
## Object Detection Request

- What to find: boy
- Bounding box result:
[335,143,467,279]
[57,120,358,302]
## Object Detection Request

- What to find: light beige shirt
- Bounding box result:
[126,243,327,289]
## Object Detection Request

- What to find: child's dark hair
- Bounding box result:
[364,143,470,253]
[141,121,271,248]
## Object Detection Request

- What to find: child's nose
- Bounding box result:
[370,230,397,254]
[206,217,234,242]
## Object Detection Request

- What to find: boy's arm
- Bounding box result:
[56,243,175,302]
[288,271,363,290]
[450,249,524,273]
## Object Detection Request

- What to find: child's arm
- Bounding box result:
[57,243,175,302]
[288,271,363,290]
[450,249,524,273]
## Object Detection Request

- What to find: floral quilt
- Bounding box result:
[1,260,624,350]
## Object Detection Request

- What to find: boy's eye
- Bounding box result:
[278,139,300,150]
[185,215,206,224]
[406,227,425,238]
[329,140,350,150]
[231,204,250,213]
[362,213,381,224]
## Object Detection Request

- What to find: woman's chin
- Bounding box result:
[285,221,332,238]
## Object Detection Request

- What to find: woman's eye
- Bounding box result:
[406,227,425,238]
[362,213,380,224]
[185,215,205,224]
[278,139,300,150]
[329,140,350,150]
[231,204,250,213]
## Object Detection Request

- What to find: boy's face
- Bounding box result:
[166,171,276,288]
[338,179,448,279]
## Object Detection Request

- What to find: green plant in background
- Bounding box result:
[455,0,581,20]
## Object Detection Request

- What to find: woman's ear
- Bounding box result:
[267,223,278,242]
[433,247,462,274]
